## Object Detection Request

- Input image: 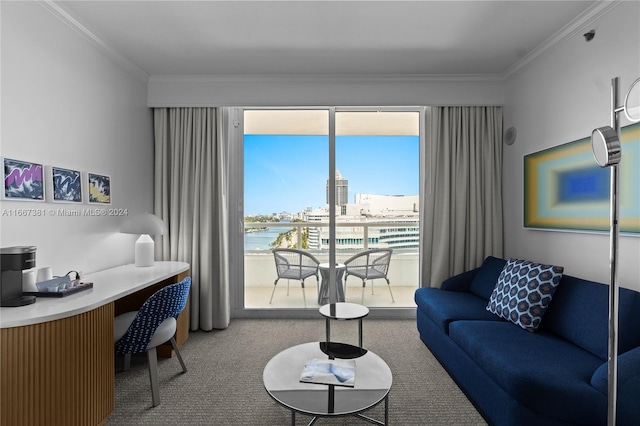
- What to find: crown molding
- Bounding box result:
[503,0,622,79]
[37,0,149,83]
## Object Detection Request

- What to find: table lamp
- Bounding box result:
[120,213,167,267]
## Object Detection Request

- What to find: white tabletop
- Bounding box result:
[318,263,346,269]
[0,261,189,328]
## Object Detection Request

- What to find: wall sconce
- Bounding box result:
[120,213,167,267]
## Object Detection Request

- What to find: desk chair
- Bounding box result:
[271,248,320,306]
[344,249,395,303]
[114,276,191,407]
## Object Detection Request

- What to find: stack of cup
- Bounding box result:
[22,269,38,292]
[36,266,53,283]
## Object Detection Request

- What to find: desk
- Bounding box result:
[317,263,346,305]
[0,261,189,426]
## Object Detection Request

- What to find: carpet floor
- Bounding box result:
[106,318,487,425]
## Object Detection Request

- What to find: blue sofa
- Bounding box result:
[415,256,640,426]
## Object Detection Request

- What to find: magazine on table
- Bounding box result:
[300,358,356,387]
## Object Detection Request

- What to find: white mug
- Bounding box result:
[36,266,53,283]
[22,269,38,292]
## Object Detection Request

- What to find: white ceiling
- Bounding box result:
[54,0,601,78]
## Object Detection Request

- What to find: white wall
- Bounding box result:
[1,2,154,277]
[503,1,640,290]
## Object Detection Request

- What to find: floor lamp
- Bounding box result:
[590,76,640,426]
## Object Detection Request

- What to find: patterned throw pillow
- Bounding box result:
[486,258,564,332]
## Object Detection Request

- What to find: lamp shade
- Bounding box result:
[120,213,167,236]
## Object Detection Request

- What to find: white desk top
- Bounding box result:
[0,261,189,328]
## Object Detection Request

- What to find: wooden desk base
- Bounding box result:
[1,304,114,426]
[0,269,190,425]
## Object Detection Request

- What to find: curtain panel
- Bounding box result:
[422,106,504,288]
[153,107,230,330]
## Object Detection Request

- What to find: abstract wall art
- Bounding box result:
[52,166,82,203]
[88,173,111,204]
[3,158,45,201]
[524,122,640,234]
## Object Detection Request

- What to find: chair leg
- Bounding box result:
[301,280,307,307]
[170,337,187,373]
[123,353,131,370]
[386,278,395,303]
[147,347,161,407]
[361,280,366,304]
[269,279,279,304]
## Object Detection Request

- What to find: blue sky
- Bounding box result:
[244,134,419,214]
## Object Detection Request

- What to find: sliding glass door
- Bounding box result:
[242,108,421,312]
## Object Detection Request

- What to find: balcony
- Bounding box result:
[244,221,419,309]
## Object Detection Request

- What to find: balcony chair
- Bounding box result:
[271,248,320,307]
[114,276,191,407]
[344,248,395,303]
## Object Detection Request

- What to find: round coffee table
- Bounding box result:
[263,342,392,425]
[319,302,369,348]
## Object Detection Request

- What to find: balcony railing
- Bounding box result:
[244,220,420,305]
[244,220,420,252]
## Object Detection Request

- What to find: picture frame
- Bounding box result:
[87,172,111,205]
[51,166,83,203]
[524,122,640,234]
[2,157,45,201]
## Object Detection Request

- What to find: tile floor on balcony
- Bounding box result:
[245,282,418,309]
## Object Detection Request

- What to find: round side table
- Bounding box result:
[319,302,370,348]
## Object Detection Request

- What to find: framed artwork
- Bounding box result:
[2,157,45,201]
[87,172,111,204]
[524,122,640,234]
[51,166,82,203]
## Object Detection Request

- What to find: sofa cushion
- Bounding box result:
[468,256,507,300]
[449,320,606,425]
[541,275,640,360]
[414,287,501,334]
[487,258,563,331]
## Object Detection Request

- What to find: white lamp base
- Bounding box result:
[135,234,155,267]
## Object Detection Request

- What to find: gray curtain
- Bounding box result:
[153,107,230,330]
[422,106,504,288]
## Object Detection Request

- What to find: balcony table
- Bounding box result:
[317,262,346,305]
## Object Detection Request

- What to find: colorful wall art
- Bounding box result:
[88,173,111,204]
[524,122,640,234]
[3,158,45,201]
[52,167,82,202]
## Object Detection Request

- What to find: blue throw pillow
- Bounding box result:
[486,258,564,332]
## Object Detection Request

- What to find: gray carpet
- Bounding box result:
[107,318,487,425]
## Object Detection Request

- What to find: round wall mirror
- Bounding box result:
[624,77,640,123]
[591,126,621,167]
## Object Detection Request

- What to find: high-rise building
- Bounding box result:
[326,170,348,207]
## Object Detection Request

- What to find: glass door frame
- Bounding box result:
[231,106,425,319]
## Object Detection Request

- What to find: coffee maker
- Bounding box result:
[1,246,37,307]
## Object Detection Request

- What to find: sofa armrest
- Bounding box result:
[591,346,640,424]
[440,267,479,292]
